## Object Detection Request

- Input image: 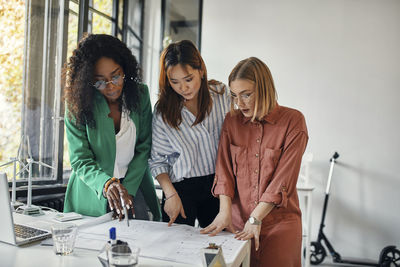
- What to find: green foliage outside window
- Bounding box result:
[0,0,24,178]
[1,0,118,178]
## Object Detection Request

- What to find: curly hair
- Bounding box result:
[64,34,142,128]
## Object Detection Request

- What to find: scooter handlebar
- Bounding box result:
[330,152,339,162]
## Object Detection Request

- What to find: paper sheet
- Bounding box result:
[75,219,246,265]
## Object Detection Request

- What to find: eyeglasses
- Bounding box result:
[93,74,125,90]
[230,92,254,103]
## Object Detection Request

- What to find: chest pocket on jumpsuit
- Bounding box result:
[262,147,283,184]
[229,144,249,189]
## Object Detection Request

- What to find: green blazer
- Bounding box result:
[63,85,161,220]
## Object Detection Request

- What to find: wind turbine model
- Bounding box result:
[0,136,28,209]
[15,136,54,216]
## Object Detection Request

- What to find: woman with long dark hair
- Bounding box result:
[63,34,161,220]
[149,40,230,227]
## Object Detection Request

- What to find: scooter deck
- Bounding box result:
[333,256,379,266]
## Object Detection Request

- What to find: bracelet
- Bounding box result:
[104,177,120,195]
[164,192,177,201]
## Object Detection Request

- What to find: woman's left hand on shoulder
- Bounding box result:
[235,221,262,251]
[106,182,134,220]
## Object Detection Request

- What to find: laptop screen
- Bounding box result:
[0,173,17,245]
[0,173,52,246]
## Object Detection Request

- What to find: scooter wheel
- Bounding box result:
[309,241,326,265]
[379,246,400,267]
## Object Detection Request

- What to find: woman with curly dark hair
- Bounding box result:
[63,34,161,221]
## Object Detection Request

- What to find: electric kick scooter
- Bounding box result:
[309,152,400,266]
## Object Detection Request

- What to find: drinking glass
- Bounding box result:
[108,244,140,267]
[51,223,77,255]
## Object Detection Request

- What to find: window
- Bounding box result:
[161,0,203,50]
[0,0,144,186]
[0,1,25,181]
[124,0,144,63]
[21,0,68,183]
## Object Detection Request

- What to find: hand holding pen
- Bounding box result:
[106,182,134,221]
[120,197,130,227]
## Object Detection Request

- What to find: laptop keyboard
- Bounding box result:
[14,224,48,239]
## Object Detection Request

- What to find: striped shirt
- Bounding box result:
[149,82,231,183]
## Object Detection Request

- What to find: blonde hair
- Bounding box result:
[228,57,277,121]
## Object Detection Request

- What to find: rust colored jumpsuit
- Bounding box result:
[212,104,308,267]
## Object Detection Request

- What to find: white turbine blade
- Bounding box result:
[27,162,32,207]
[0,161,14,168]
[17,159,26,167]
[17,135,24,160]
[35,161,54,170]
[26,136,33,159]
[15,164,30,176]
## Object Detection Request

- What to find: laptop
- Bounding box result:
[0,173,51,246]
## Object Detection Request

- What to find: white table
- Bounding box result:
[0,243,192,267]
[297,184,314,267]
[0,212,250,267]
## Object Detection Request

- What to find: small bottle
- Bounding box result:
[109,227,127,246]
[97,227,117,267]
[109,227,117,245]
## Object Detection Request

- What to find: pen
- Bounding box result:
[120,197,129,227]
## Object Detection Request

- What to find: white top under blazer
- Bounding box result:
[114,110,136,179]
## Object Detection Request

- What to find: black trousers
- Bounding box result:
[161,174,219,228]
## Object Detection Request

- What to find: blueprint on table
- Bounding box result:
[75,218,246,265]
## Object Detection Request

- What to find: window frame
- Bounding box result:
[160,0,203,52]
[18,0,70,186]
[16,0,144,187]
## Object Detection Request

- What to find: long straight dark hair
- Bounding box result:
[157,40,212,129]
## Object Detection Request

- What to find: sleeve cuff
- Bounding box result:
[260,186,288,208]
[211,176,235,198]
[150,166,170,178]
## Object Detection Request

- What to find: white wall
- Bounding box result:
[202,0,400,260]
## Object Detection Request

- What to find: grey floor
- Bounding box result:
[312,260,375,267]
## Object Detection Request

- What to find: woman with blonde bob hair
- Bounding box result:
[202,57,308,267]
